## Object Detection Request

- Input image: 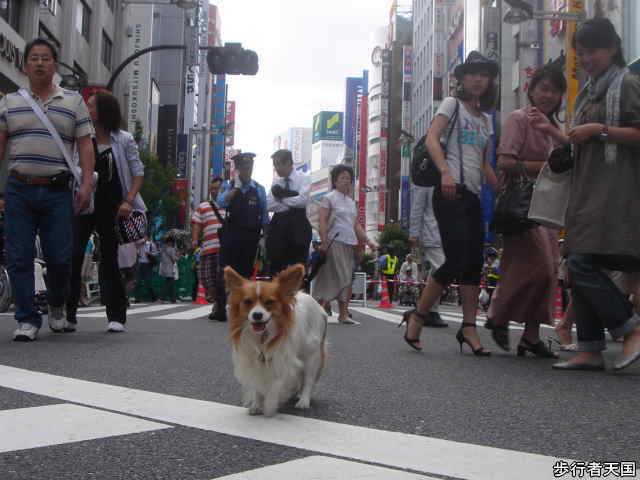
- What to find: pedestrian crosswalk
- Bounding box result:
[0,364,568,480]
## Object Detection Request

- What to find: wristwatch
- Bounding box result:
[599,124,609,142]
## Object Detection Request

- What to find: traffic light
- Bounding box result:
[206,43,259,76]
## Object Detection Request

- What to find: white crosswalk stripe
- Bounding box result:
[0,365,568,480]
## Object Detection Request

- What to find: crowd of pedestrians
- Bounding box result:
[403,18,640,372]
[2,19,640,374]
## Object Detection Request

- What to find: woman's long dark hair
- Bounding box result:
[91,91,123,133]
[455,74,498,112]
[572,17,626,67]
[527,64,567,126]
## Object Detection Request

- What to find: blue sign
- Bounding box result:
[211,75,226,175]
[481,112,498,243]
[400,175,410,231]
[344,77,364,151]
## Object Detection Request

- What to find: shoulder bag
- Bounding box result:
[527,161,571,229]
[490,161,537,235]
[18,89,97,215]
[411,99,460,187]
[209,201,226,242]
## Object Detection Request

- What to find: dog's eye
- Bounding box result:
[243,299,253,306]
[264,299,275,307]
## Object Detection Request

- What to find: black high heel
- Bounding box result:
[484,317,510,352]
[398,310,428,351]
[456,323,491,356]
[516,338,558,358]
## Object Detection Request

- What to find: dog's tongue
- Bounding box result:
[252,323,266,333]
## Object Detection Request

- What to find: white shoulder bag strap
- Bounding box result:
[18,88,82,185]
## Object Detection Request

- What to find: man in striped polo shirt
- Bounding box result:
[0,39,95,341]
[192,176,226,321]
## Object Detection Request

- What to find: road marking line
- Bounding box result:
[0,403,170,453]
[214,456,435,480]
[76,303,184,318]
[0,365,567,480]
[149,305,213,320]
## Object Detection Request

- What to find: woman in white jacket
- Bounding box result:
[66,91,146,333]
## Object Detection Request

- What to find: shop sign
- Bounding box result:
[0,33,24,71]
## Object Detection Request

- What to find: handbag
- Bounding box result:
[490,161,537,235]
[527,162,571,229]
[209,201,226,242]
[411,100,460,187]
[115,210,148,244]
[18,89,98,215]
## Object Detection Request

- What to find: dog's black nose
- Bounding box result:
[252,312,263,321]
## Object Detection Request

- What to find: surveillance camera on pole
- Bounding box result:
[206,43,259,76]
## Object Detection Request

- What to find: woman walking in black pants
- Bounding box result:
[66,91,146,333]
[401,52,498,355]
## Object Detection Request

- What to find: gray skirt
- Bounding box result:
[312,240,355,303]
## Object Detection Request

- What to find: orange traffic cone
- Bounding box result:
[378,279,393,309]
[194,283,209,305]
[554,285,564,321]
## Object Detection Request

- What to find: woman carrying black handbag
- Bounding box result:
[486,65,568,358]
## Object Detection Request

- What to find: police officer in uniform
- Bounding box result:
[266,149,312,276]
[217,152,269,280]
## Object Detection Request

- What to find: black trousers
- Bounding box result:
[67,213,127,324]
[220,227,261,279]
[432,186,484,286]
[266,209,312,276]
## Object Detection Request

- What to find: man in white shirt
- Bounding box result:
[266,149,312,276]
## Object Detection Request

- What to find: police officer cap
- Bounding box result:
[231,152,256,168]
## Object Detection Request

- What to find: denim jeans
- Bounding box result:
[568,254,640,352]
[5,177,73,328]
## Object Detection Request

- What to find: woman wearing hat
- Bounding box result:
[400,51,498,355]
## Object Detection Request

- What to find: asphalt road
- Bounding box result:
[0,300,638,480]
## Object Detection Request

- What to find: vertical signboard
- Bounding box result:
[211,75,226,175]
[225,100,235,146]
[177,134,188,178]
[157,105,178,167]
[345,77,364,151]
[171,179,189,228]
[378,49,391,231]
[358,95,369,230]
[127,5,154,142]
[565,0,584,130]
[400,46,412,231]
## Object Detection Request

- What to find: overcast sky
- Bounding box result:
[213,0,390,186]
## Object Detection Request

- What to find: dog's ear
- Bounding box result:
[224,266,246,292]
[275,264,305,297]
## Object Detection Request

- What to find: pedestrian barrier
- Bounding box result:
[193,284,209,305]
[377,278,393,309]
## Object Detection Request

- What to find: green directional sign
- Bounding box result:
[312,111,344,143]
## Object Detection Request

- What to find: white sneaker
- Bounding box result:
[107,321,125,333]
[48,306,65,332]
[13,323,39,341]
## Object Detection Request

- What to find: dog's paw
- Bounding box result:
[247,406,263,416]
[294,397,311,410]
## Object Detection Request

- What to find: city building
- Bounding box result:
[273,127,313,174]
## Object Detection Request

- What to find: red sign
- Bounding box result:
[80,86,110,103]
[171,180,189,228]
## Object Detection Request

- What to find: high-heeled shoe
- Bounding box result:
[484,317,510,352]
[398,310,428,351]
[456,323,491,356]
[516,338,558,358]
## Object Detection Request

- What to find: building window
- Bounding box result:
[39,23,61,50]
[0,0,21,32]
[105,0,115,12]
[76,1,91,42]
[101,31,113,70]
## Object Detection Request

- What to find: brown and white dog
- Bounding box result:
[224,264,328,416]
